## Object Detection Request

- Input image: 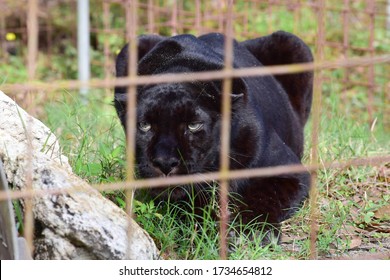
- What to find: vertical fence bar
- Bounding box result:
[25,0,39,256]
[267,0,273,34]
[387,0,390,30]
[171,0,178,35]
[21,11,27,52]
[27,0,38,81]
[309,0,326,260]
[250,1,257,37]
[218,0,225,33]
[147,0,155,33]
[125,0,138,259]
[178,0,184,34]
[366,0,376,126]
[387,83,390,131]
[46,2,53,63]
[243,1,249,36]
[103,0,111,93]
[219,0,234,260]
[293,0,301,35]
[77,0,90,98]
[195,0,202,35]
[0,3,6,59]
[342,0,350,104]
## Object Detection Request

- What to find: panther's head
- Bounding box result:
[135,82,221,178]
[118,81,220,200]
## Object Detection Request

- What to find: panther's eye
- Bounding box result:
[138,122,151,132]
[187,122,203,132]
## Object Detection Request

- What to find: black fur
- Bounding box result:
[114,31,313,236]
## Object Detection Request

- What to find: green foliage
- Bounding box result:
[43,90,126,183]
[43,43,79,80]
[12,199,25,234]
[0,56,28,84]
[134,200,163,221]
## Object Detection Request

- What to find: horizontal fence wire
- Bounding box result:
[1,55,389,92]
[1,155,389,201]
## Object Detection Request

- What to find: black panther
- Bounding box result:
[114,31,313,238]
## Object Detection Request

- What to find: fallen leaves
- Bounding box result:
[374,204,390,220]
[281,163,390,258]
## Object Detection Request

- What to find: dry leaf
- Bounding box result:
[376,165,390,182]
[374,205,390,220]
[365,221,390,233]
[280,234,306,244]
[349,236,362,249]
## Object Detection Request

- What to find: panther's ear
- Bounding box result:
[115,35,165,78]
[113,92,127,131]
[137,39,184,75]
[114,35,177,131]
[241,31,313,125]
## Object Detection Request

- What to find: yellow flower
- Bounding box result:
[6,32,16,41]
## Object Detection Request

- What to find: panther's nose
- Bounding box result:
[152,157,179,175]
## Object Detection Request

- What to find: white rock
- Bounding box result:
[0,90,159,259]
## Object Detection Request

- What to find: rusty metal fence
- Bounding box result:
[0,0,389,260]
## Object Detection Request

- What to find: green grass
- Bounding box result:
[44,90,126,184]
[38,84,389,260]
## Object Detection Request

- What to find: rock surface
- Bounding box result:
[0,90,159,259]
